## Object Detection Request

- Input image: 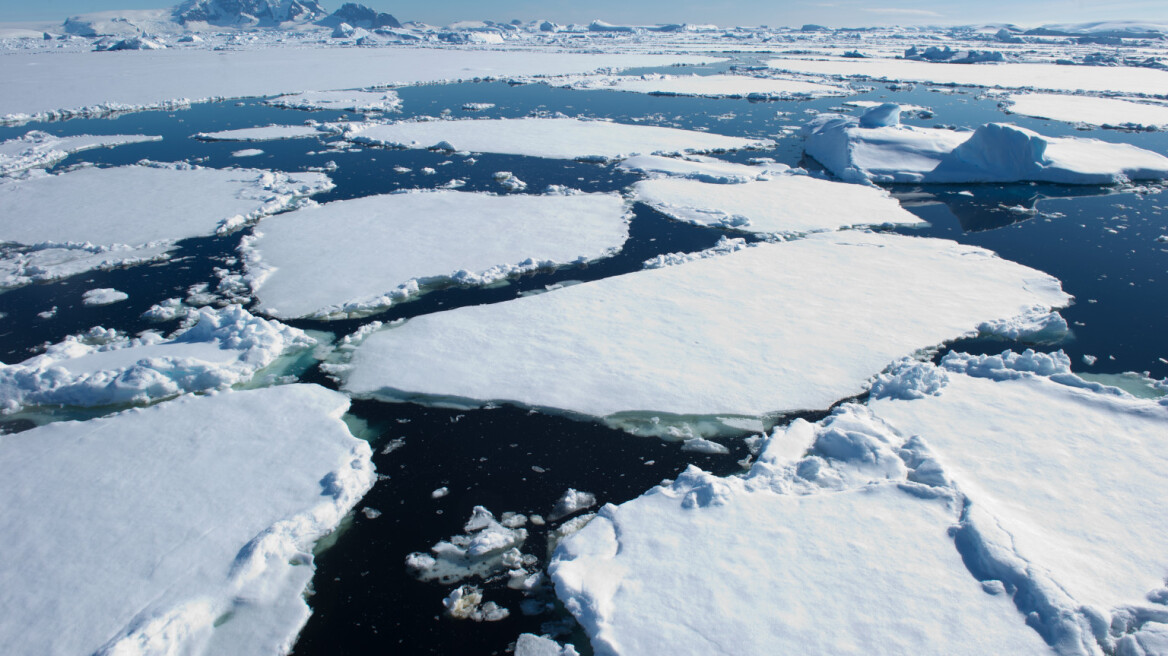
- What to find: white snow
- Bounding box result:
[1004,94,1168,130]
[264,89,402,113]
[768,57,1168,95]
[543,73,849,99]
[803,106,1168,184]
[632,175,924,235]
[617,154,789,183]
[80,287,128,306]
[0,163,331,287]
[0,384,374,656]
[516,634,580,656]
[346,118,772,162]
[243,190,630,319]
[0,130,160,175]
[0,305,314,413]
[195,125,325,141]
[340,231,1068,435]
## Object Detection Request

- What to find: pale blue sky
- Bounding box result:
[2,0,1167,28]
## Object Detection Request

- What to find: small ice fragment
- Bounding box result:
[361,507,382,519]
[81,288,128,306]
[1083,354,1098,366]
[432,486,450,499]
[231,148,264,158]
[37,307,57,319]
[549,489,597,521]
[681,437,730,454]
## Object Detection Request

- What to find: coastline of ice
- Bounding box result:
[540,73,850,100]
[243,190,630,319]
[1004,93,1168,130]
[0,384,374,656]
[339,230,1068,435]
[0,131,160,175]
[345,118,772,162]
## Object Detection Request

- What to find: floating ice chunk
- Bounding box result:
[1005,93,1168,130]
[516,633,580,656]
[680,437,730,454]
[243,190,629,319]
[80,287,128,306]
[406,506,528,584]
[196,125,325,141]
[632,175,923,235]
[265,88,403,113]
[443,585,510,622]
[462,102,495,111]
[549,489,597,521]
[870,355,1168,639]
[977,308,1070,343]
[0,131,160,175]
[341,231,1068,434]
[804,111,1168,184]
[542,73,850,100]
[617,154,789,183]
[346,118,772,162]
[0,384,374,656]
[551,479,1053,655]
[493,171,527,191]
[0,163,331,288]
[0,305,314,413]
[232,148,264,157]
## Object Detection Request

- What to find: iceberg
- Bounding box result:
[632,175,924,235]
[195,125,326,141]
[264,89,402,113]
[0,384,374,656]
[339,231,1068,434]
[346,118,772,162]
[803,105,1168,184]
[0,163,331,288]
[0,305,314,413]
[242,190,630,319]
[0,130,160,175]
[541,73,850,100]
[1004,93,1168,130]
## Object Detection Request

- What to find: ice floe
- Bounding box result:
[542,73,849,100]
[243,190,629,319]
[1004,94,1168,130]
[80,287,128,306]
[632,175,923,235]
[0,305,314,413]
[803,105,1168,184]
[264,88,402,112]
[0,130,160,175]
[0,384,374,656]
[195,124,325,141]
[0,162,331,288]
[340,231,1067,436]
[617,154,789,183]
[345,117,772,162]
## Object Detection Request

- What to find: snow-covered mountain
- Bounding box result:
[172,0,328,27]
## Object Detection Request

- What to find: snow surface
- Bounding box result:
[632,175,924,235]
[264,89,402,112]
[543,73,849,99]
[340,231,1067,434]
[804,107,1168,184]
[0,305,314,413]
[243,190,630,319]
[0,384,374,656]
[195,124,325,141]
[617,154,789,183]
[346,118,771,162]
[0,163,330,287]
[769,58,1168,95]
[0,130,160,175]
[1005,94,1168,130]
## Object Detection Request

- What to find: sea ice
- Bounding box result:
[0,163,330,287]
[340,231,1067,435]
[195,125,325,141]
[803,106,1168,184]
[632,175,923,235]
[0,304,314,413]
[0,130,160,175]
[243,190,629,319]
[0,384,374,656]
[617,154,789,183]
[80,287,128,306]
[1004,94,1168,130]
[345,118,772,162]
[264,89,402,112]
[542,73,849,99]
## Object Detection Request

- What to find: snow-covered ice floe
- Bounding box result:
[338,230,1068,437]
[0,305,314,413]
[0,384,374,656]
[1004,94,1168,130]
[0,130,160,175]
[632,175,924,235]
[768,57,1168,95]
[617,154,789,183]
[0,162,331,288]
[243,190,630,319]
[195,125,326,141]
[803,104,1168,184]
[541,73,849,100]
[345,117,772,162]
[264,89,402,113]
